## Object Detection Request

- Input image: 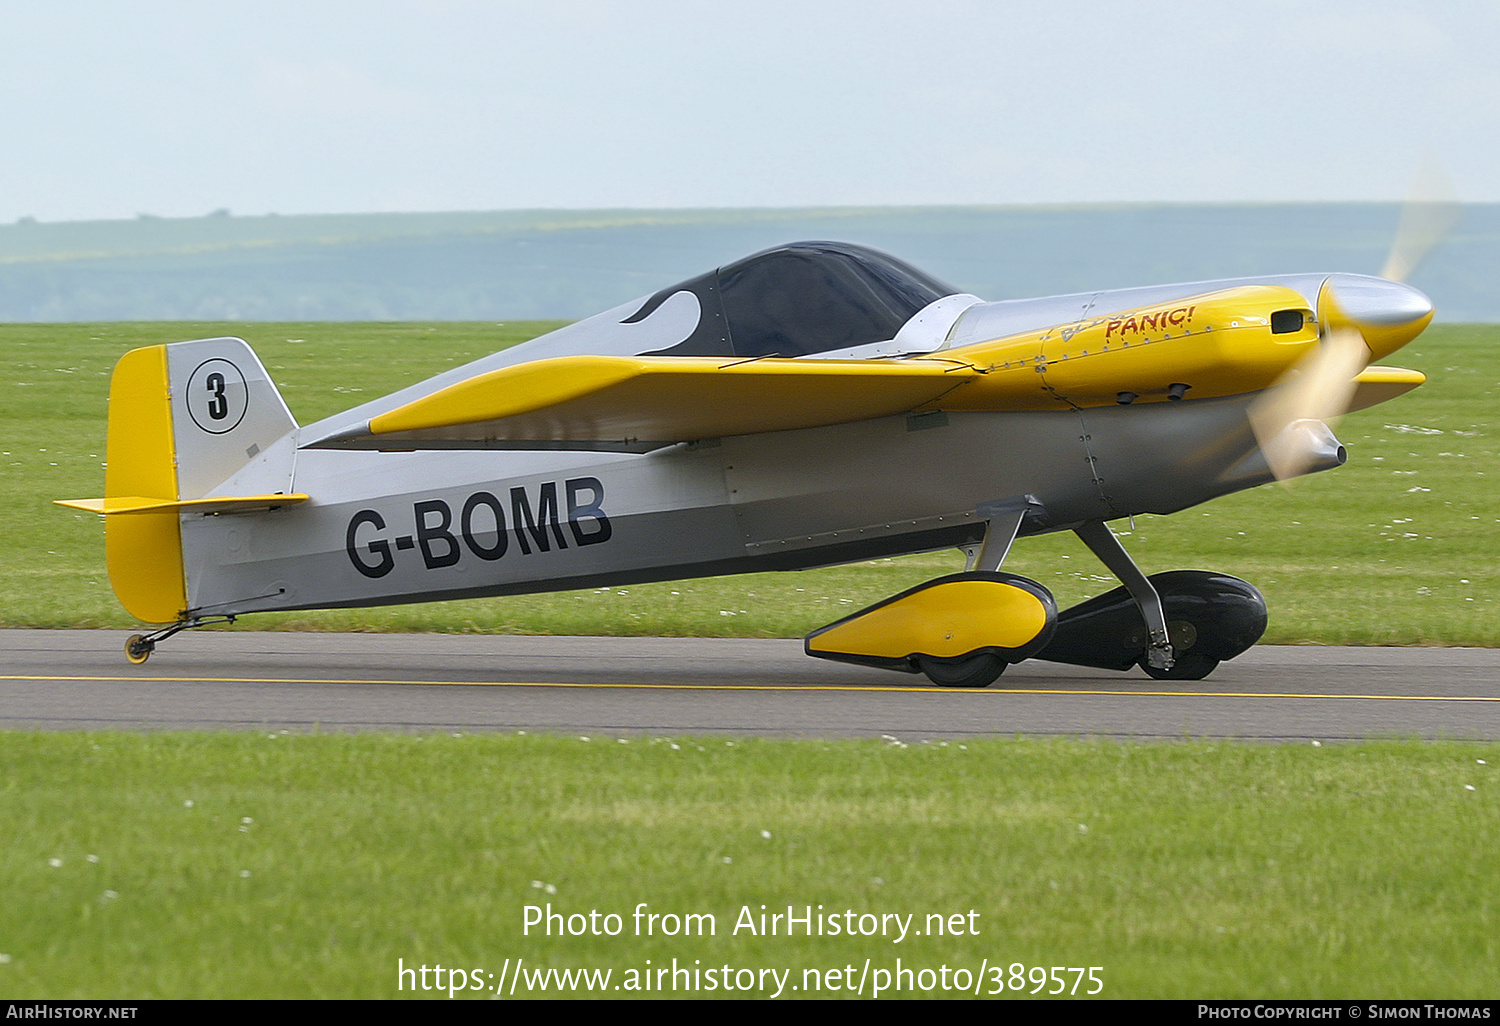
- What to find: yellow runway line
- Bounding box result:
[3,674,1499,702]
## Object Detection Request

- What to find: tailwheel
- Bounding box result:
[124,634,154,665]
[916,652,1007,688]
[118,615,238,664]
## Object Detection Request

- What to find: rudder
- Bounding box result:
[103,345,183,622]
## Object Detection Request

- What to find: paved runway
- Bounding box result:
[3,629,1498,741]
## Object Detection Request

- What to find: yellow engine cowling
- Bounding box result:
[931,285,1322,410]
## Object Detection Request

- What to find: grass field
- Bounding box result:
[6,320,1497,644]
[3,732,1497,999]
[5,322,1498,1001]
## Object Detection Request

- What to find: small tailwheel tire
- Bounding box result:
[1139,652,1218,681]
[124,634,154,665]
[917,652,1006,688]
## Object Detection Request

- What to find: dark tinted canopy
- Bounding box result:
[629,242,958,358]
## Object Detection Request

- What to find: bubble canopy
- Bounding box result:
[631,241,959,359]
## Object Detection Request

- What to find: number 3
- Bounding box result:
[206,371,228,420]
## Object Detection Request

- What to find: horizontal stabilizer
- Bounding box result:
[310,355,982,451]
[55,494,309,516]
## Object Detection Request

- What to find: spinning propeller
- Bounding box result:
[1249,168,1456,481]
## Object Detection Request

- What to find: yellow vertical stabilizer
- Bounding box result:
[102,346,187,623]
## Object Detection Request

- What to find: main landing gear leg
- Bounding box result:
[1073,520,1175,673]
[123,616,237,664]
[962,508,1025,573]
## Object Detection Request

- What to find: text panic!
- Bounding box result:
[345,476,611,579]
[1104,305,1197,339]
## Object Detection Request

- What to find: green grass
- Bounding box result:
[2,732,1496,999]
[7,321,1498,644]
[7,324,1498,1001]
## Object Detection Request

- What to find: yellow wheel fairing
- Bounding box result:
[804,572,1057,671]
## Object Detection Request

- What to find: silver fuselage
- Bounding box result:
[182,393,1290,617]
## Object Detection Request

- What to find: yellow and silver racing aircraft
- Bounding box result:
[58,241,1431,684]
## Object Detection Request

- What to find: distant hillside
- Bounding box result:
[0,204,1495,321]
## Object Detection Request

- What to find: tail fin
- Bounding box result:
[163,337,299,499]
[56,338,301,623]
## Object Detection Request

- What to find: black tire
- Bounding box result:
[917,653,1007,688]
[1139,652,1219,681]
[124,634,153,665]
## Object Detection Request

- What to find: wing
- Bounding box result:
[306,355,990,452]
[306,285,1424,453]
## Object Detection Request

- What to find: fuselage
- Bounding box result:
[184,393,1289,616]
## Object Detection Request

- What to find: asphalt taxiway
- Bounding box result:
[2,630,1497,741]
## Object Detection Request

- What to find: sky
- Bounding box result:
[2,0,1495,223]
